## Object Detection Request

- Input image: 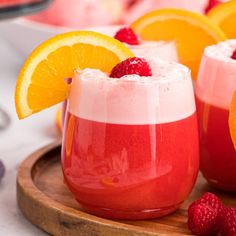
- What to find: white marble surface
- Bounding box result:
[0,32,59,235]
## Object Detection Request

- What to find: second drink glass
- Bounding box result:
[196,40,236,192]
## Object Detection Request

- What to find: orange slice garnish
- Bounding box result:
[131,8,226,80]
[229,91,236,149]
[15,31,134,119]
[207,0,236,38]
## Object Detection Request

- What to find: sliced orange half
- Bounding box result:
[229,91,236,150]
[15,31,134,119]
[207,0,236,39]
[131,8,226,80]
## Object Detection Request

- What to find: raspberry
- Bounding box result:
[110,57,152,78]
[218,207,236,236]
[188,203,218,235]
[205,0,221,13]
[194,192,224,214]
[231,49,236,60]
[187,192,226,235]
[114,27,140,45]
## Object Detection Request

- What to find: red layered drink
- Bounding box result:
[196,40,236,192]
[62,58,199,219]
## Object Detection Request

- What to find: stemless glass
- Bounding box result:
[196,40,236,192]
[61,63,199,220]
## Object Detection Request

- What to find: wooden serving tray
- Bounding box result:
[17,141,236,236]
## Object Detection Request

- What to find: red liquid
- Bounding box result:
[61,112,199,219]
[196,96,236,192]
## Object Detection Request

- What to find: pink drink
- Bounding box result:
[62,59,199,219]
[196,40,236,192]
[61,37,178,126]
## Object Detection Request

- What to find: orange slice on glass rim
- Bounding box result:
[207,0,236,39]
[131,8,226,80]
[15,31,134,119]
[229,91,236,149]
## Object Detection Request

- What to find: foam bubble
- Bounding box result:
[69,58,196,124]
[196,40,236,109]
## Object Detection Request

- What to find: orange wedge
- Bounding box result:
[207,0,236,38]
[229,91,236,149]
[131,8,226,80]
[15,31,134,119]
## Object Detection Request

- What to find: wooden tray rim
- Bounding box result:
[17,140,172,236]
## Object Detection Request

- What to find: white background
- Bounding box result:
[0,30,58,235]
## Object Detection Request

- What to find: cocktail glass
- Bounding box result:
[195,40,236,192]
[61,59,199,220]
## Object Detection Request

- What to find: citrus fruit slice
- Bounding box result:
[131,8,226,80]
[15,31,134,119]
[229,91,236,149]
[207,0,236,39]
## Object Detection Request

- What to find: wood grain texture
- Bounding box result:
[17,141,236,236]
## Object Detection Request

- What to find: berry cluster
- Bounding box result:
[188,192,236,236]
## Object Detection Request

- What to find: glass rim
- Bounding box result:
[74,66,191,85]
[203,40,236,66]
[203,51,236,66]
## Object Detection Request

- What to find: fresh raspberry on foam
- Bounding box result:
[110,57,152,78]
[114,27,140,45]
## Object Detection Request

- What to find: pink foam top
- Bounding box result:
[196,40,236,110]
[68,58,195,124]
[88,26,178,62]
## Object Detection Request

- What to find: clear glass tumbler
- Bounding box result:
[195,40,236,192]
[61,61,199,220]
